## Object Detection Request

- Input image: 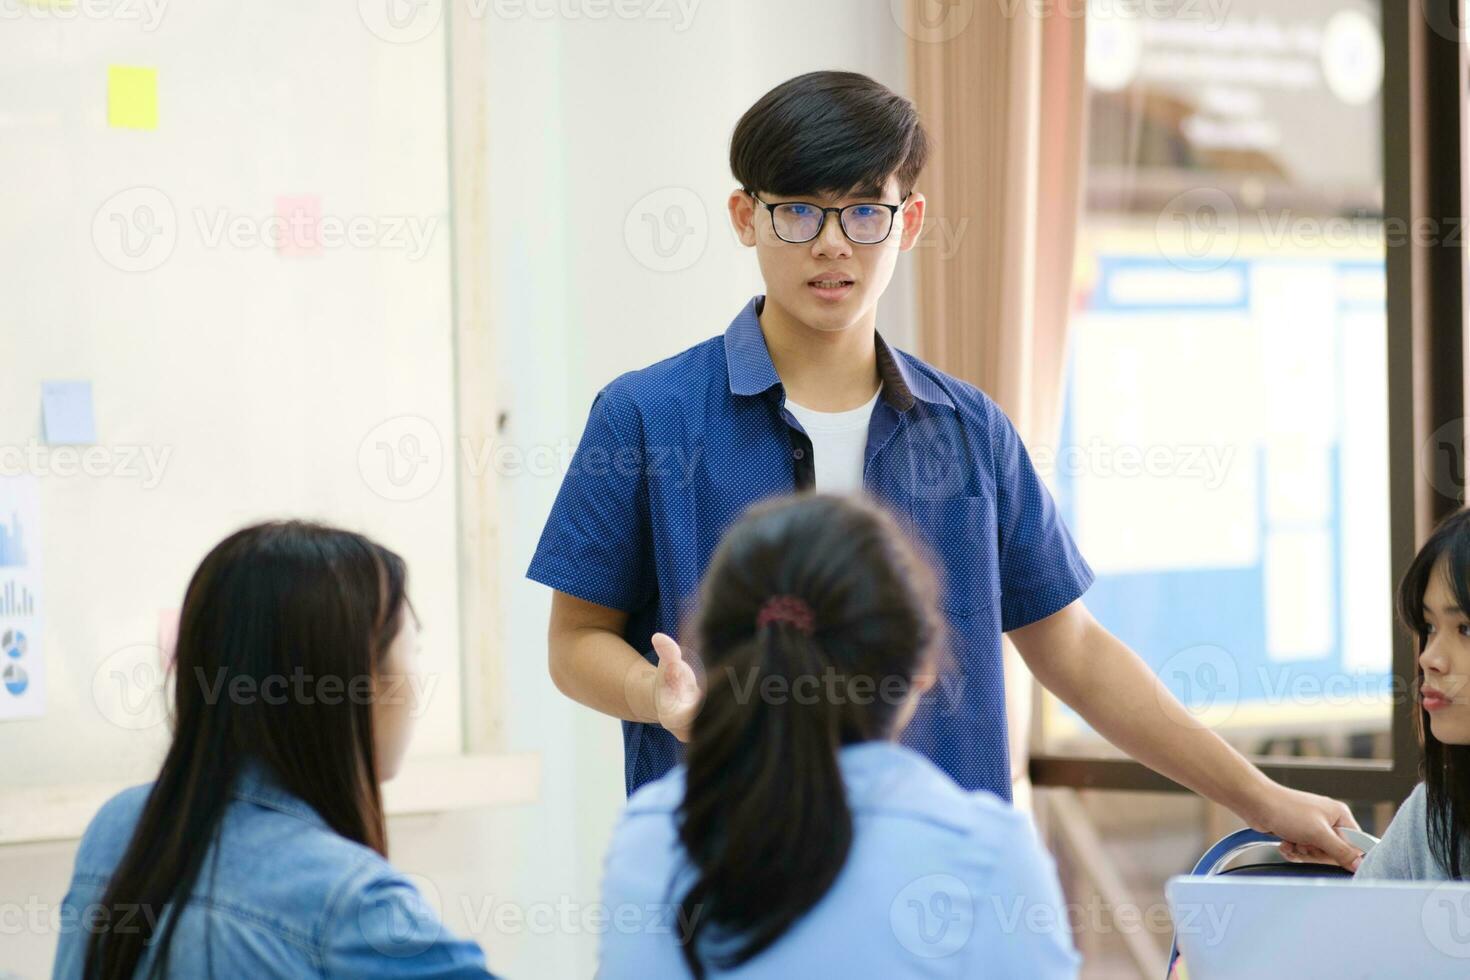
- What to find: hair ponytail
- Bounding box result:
[674,494,942,976]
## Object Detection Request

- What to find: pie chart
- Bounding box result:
[2,662,26,696]
[2,628,25,660]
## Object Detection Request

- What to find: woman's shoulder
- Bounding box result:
[69,781,487,972]
[72,777,392,898]
[213,782,406,918]
[1356,782,1448,882]
[319,854,492,972]
[622,765,688,816]
[73,782,156,874]
[606,745,1045,882]
[1401,780,1430,814]
[840,744,1055,879]
[75,775,396,908]
[844,742,1025,831]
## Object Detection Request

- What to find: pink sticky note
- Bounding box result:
[157,608,180,668]
[275,194,323,257]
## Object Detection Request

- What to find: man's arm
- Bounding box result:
[547,590,700,740]
[1010,599,1365,871]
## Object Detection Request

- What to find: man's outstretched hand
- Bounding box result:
[650,632,703,742]
[1248,783,1364,873]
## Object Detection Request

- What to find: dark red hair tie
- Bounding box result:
[756,595,815,634]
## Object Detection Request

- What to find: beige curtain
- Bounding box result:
[906,1,1090,810]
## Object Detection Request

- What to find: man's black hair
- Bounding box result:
[730,70,929,200]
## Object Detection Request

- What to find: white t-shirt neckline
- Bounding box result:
[784,386,882,493]
[785,386,882,431]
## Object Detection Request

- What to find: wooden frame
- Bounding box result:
[0,755,540,848]
[446,0,506,753]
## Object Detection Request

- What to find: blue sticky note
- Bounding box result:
[41,381,98,445]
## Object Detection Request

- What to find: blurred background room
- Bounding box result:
[2,1,1466,977]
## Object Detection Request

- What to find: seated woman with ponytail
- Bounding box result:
[53,521,496,979]
[597,493,1079,979]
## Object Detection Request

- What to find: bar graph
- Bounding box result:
[0,510,26,567]
[0,580,35,617]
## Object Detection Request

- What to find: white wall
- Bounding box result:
[1,3,461,975]
[0,3,917,977]
[0,1,463,786]
[477,3,916,976]
[479,1,917,975]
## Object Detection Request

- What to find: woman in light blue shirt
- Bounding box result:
[597,493,1080,978]
[53,521,495,979]
[1353,508,1470,882]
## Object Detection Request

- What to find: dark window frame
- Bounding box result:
[1030,2,1466,806]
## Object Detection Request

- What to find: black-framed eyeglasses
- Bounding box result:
[747,190,909,245]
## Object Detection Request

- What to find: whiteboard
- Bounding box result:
[0,2,464,789]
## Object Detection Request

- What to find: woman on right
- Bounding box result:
[1354,507,1470,881]
[596,492,1079,978]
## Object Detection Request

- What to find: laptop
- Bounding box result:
[1165,875,1470,979]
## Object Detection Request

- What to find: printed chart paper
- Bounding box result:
[0,476,44,720]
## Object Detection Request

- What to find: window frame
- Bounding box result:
[1029,2,1466,806]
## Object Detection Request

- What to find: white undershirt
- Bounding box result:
[785,387,882,494]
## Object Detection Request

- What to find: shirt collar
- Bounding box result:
[624,740,969,824]
[838,741,979,829]
[723,295,954,412]
[231,756,329,828]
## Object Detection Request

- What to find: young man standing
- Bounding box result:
[528,70,1364,870]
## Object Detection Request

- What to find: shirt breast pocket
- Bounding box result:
[906,494,996,619]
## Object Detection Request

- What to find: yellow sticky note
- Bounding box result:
[108,66,157,130]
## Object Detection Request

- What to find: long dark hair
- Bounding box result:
[1397,507,1470,879]
[674,493,944,977]
[86,520,410,979]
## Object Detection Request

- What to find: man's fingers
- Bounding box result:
[1281,842,1320,863]
[1280,830,1360,871]
[1316,825,1364,870]
[1334,805,1362,832]
[651,632,682,668]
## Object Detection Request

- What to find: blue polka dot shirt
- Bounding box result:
[527,296,1094,802]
